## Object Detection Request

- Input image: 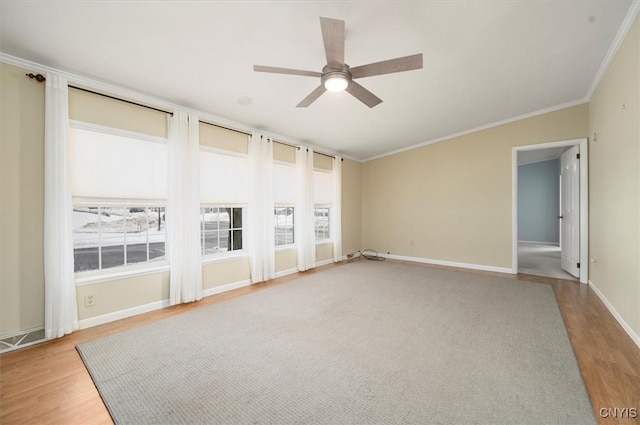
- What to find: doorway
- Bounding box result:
[512,139,588,284]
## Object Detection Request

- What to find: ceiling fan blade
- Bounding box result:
[345,81,382,108]
[320,17,345,68]
[350,54,423,79]
[254,65,322,78]
[296,85,327,108]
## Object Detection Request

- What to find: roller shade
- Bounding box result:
[313,169,332,205]
[69,126,168,199]
[274,162,296,204]
[200,149,249,204]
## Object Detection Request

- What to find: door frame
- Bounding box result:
[511,138,588,284]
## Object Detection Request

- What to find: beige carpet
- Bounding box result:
[77,260,595,424]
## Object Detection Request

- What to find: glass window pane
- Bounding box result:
[99,207,125,269]
[148,207,166,261]
[315,207,330,241]
[73,207,100,272]
[231,207,242,229]
[232,229,243,250]
[275,207,294,246]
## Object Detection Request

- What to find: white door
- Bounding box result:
[560,145,580,277]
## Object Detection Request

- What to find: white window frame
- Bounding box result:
[274,204,296,250]
[314,205,332,244]
[200,204,248,263]
[73,198,169,285]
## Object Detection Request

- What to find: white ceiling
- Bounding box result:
[0,1,634,161]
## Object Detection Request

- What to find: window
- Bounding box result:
[275,207,295,246]
[73,206,166,273]
[314,207,330,241]
[200,207,244,255]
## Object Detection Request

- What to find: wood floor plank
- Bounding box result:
[1,261,639,424]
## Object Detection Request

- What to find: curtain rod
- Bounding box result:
[26,73,174,116]
[27,73,342,161]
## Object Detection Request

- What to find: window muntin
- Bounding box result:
[275,207,295,246]
[73,206,166,273]
[200,207,244,256]
[314,207,331,241]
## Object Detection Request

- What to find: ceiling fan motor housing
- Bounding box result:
[321,64,352,91]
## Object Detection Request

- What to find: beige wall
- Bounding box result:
[362,104,588,269]
[0,63,45,335]
[341,159,362,256]
[76,272,169,320]
[202,257,251,290]
[588,15,640,335]
[316,242,333,262]
[276,248,297,273]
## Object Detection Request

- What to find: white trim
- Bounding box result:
[202,279,252,298]
[518,240,560,246]
[379,253,512,274]
[0,52,359,162]
[275,244,297,252]
[75,264,170,286]
[589,280,640,350]
[315,258,335,267]
[201,251,249,265]
[69,120,166,144]
[586,0,640,99]
[342,251,362,261]
[274,268,298,278]
[78,299,171,329]
[79,278,255,329]
[512,139,589,284]
[363,100,587,162]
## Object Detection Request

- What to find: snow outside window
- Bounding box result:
[200,207,245,256]
[73,206,166,273]
[275,207,295,246]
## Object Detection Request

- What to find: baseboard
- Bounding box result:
[518,240,560,246]
[275,268,298,278]
[342,251,362,261]
[316,258,334,267]
[379,253,513,274]
[202,279,252,297]
[79,299,171,330]
[588,280,640,350]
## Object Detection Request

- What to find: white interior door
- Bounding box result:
[560,145,580,277]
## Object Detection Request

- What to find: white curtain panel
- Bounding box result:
[44,73,79,339]
[295,147,316,271]
[167,111,202,305]
[332,156,343,262]
[248,133,275,283]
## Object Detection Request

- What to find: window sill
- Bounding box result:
[75,263,170,286]
[275,244,296,252]
[202,251,249,265]
[315,240,332,245]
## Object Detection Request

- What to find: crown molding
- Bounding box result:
[0,52,359,162]
[586,0,640,100]
[363,98,587,162]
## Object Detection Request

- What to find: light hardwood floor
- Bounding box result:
[1,260,639,424]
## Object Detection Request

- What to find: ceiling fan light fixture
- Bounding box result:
[323,74,349,92]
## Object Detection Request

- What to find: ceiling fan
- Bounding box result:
[254,17,423,108]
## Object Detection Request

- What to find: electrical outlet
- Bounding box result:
[85,294,96,307]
